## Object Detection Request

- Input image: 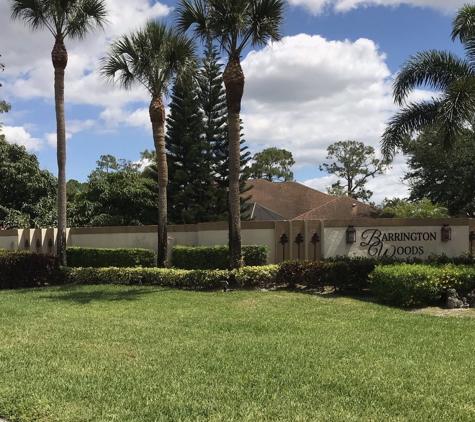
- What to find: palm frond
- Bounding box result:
[63,0,109,40]
[393,50,473,106]
[99,21,197,98]
[381,101,441,160]
[452,4,475,64]
[10,0,56,36]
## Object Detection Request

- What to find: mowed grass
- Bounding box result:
[1,286,475,421]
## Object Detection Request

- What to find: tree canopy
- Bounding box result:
[403,126,475,216]
[246,147,294,181]
[320,140,390,202]
[381,4,475,159]
[0,139,57,229]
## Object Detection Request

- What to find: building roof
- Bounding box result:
[293,195,380,220]
[244,179,380,221]
[244,179,334,220]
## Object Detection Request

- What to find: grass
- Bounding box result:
[1,285,475,421]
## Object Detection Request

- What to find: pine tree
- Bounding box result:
[166,76,217,224]
[198,41,251,222]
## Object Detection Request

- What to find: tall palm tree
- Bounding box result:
[176,0,286,269]
[10,0,108,265]
[100,21,196,267]
[381,4,475,160]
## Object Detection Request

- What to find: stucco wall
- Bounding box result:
[322,219,469,259]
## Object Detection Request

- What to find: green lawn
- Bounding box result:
[0,285,474,421]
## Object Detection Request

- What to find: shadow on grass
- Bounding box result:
[36,285,157,304]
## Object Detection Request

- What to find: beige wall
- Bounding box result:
[0,218,471,264]
[323,219,469,259]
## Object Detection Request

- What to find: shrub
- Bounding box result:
[0,251,62,289]
[67,247,157,268]
[63,266,229,289]
[172,245,269,270]
[369,264,475,308]
[232,265,279,288]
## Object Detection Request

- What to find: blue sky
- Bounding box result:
[0,0,467,204]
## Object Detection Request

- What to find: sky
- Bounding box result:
[0,0,468,205]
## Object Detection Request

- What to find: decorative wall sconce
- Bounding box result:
[441,224,452,242]
[35,239,41,253]
[48,238,54,253]
[469,231,475,254]
[294,232,304,259]
[24,238,30,250]
[310,232,320,261]
[279,233,289,261]
[346,225,356,243]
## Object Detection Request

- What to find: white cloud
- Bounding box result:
[2,126,43,151]
[45,132,72,148]
[290,0,464,14]
[241,34,394,168]
[0,0,168,108]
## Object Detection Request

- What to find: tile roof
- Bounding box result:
[293,195,380,220]
[244,179,334,220]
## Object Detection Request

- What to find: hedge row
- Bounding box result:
[63,265,279,289]
[0,251,62,289]
[370,263,475,307]
[172,245,269,269]
[67,247,157,268]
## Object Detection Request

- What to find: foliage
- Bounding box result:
[63,266,228,289]
[66,247,157,268]
[0,251,61,289]
[100,20,197,267]
[246,147,295,181]
[403,127,475,216]
[320,140,390,202]
[381,4,475,159]
[232,265,279,288]
[369,263,475,307]
[380,197,449,218]
[0,139,57,228]
[69,155,157,227]
[166,75,217,224]
[172,245,269,270]
[176,0,286,270]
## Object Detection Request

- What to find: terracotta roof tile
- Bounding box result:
[293,195,380,220]
[244,179,334,220]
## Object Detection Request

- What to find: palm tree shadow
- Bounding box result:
[37,285,156,304]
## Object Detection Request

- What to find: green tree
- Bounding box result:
[198,41,251,224]
[319,141,390,202]
[166,77,216,224]
[403,127,475,216]
[0,138,57,228]
[69,155,157,227]
[100,21,197,267]
[247,147,294,181]
[381,4,475,160]
[177,0,286,269]
[381,198,449,219]
[11,0,108,265]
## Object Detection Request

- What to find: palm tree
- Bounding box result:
[381,4,475,160]
[176,0,286,269]
[10,0,108,265]
[99,21,197,267]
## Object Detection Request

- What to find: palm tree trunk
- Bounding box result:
[223,53,244,270]
[52,38,68,266]
[150,95,168,267]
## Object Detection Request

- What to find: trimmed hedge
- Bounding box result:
[369,263,475,307]
[62,265,279,289]
[67,247,157,268]
[0,251,62,289]
[172,245,269,270]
